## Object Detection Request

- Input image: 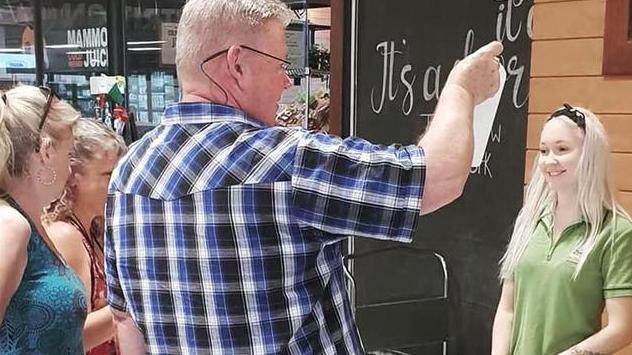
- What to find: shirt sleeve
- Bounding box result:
[602,219,632,298]
[291,131,425,243]
[105,195,128,312]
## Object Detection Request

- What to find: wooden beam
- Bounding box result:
[529,77,632,114]
[532,0,605,40]
[531,38,603,77]
[329,0,343,136]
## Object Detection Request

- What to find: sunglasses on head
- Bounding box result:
[2,86,60,152]
[547,103,586,131]
[37,86,61,131]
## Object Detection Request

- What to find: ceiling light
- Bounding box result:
[127,41,166,46]
[128,47,162,52]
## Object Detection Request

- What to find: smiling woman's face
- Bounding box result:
[538,116,585,192]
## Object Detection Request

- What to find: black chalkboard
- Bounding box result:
[345,1,533,354]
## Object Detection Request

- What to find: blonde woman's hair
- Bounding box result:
[0,85,78,187]
[175,0,292,84]
[500,106,631,280]
[43,118,127,223]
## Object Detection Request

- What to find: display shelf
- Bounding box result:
[282,0,330,10]
[277,0,331,131]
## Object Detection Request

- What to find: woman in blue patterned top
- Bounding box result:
[0,85,86,354]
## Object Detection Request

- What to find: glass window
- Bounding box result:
[41,0,109,117]
[125,0,184,127]
[0,1,36,88]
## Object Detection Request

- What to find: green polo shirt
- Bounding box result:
[509,211,632,355]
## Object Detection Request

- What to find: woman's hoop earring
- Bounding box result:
[36,166,57,186]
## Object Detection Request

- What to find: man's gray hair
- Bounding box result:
[175,0,293,80]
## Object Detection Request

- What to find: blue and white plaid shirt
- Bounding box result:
[105,102,425,354]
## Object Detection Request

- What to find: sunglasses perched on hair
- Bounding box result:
[547,103,586,131]
[201,45,292,74]
[37,86,61,131]
[2,86,60,152]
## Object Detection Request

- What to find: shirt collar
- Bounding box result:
[539,210,554,232]
[160,102,267,129]
[538,207,588,233]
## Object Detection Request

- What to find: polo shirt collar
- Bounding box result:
[538,207,588,234]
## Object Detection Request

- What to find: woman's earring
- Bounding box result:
[36,166,57,186]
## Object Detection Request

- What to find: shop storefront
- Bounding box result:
[0,0,333,139]
[0,0,186,138]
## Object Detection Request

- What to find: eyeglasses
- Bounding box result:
[1,86,59,131]
[37,86,60,131]
[201,45,292,74]
[1,86,60,152]
[547,103,586,131]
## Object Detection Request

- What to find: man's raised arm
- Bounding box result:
[419,41,503,214]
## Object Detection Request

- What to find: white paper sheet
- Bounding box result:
[471,65,506,167]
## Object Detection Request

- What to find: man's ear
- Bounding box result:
[226,45,245,84]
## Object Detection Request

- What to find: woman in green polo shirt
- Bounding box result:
[491,105,632,355]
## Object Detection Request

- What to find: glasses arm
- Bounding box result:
[199,50,230,105]
[240,45,291,66]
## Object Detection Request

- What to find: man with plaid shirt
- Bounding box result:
[104,0,503,353]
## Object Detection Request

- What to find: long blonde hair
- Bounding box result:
[0,85,78,187]
[500,106,630,279]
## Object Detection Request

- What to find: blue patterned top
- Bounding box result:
[0,197,87,354]
[105,103,425,354]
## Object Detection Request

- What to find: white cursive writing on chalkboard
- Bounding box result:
[370,38,443,116]
[496,0,531,108]
[368,0,532,180]
[369,0,532,117]
[471,152,494,178]
[491,123,502,143]
[370,41,402,114]
[496,0,522,42]
[471,123,502,178]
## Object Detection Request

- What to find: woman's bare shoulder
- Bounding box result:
[0,202,31,244]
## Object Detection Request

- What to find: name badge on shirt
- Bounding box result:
[567,247,585,264]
